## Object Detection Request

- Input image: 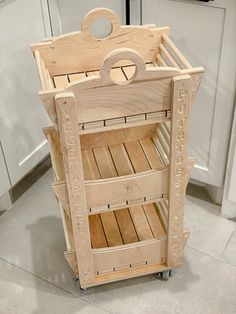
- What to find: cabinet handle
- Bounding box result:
[195,0,214,2]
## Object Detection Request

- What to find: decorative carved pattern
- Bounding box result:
[55,93,94,286]
[167,75,191,268]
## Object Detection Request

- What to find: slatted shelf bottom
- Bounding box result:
[52,62,156,89]
[81,135,168,249]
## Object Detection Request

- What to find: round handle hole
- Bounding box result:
[90,17,113,39]
[110,60,137,85]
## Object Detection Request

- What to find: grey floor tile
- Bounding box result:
[222,227,236,265]
[184,195,235,258]
[0,259,108,314]
[0,181,76,294]
[80,247,236,314]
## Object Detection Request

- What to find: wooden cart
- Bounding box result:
[31,8,204,289]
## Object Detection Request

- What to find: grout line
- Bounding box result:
[0,256,74,296]
[220,228,235,259]
[186,245,236,268]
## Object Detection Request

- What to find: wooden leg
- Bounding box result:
[167,75,191,268]
[55,93,94,287]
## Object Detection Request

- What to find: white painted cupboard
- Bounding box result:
[0,0,51,193]
[142,0,236,187]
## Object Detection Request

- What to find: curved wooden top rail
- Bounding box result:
[31,8,170,75]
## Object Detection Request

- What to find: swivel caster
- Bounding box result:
[161,270,172,281]
[73,277,87,291]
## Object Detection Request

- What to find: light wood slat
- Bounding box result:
[125,141,150,172]
[109,144,139,244]
[159,122,170,145]
[162,34,192,69]
[156,54,167,67]
[122,62,155,80]
[114,210,138,244]
[86,70,100,76]
[157,127,169,156]
[109,143,154,241]
[109,144,134,176]
[81,124,156,150]
[125,141,166,239]
[82,149,100,180]
[155,202,167,232]
[53,74,69,88]
[144,203,165,238]
[93,146,117,178]
[128,205,153,241]
[89,215,108,248]
[68,72,86,82]
[85,169,169,209]
[122,65,136,80]
[93,146,123,246]
[139,138,164,170]
[110,67,127,83]
[81,149,107,249]
[159,43,180,69]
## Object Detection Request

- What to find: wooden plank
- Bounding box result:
[122,65,136,80]
[93,146,123,247]
[81,148,108,249]
[159,43,180,69]
[81,149,100,180]
[55,93,94,287]
[167,75,191,268]
[109,143,160,242]
[125,141,150,172]
[81,124,157,150]
[109,144,134,175]
[128,205,153,241]
[140,138,164,170]
[89,215,108,249]
[86,70,100,76]
[109,143,139,244]
[68,72,86,82]
[85,169,169,209]
[93,238,166,275]
[110,67,127,83]
[126,140,166,240]
[144,203,165,238]
[53,74,69,88]
[162,34,192,69]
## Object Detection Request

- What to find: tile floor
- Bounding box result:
[0,167,236,314]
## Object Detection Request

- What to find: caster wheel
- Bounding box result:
[161,270,171,281]
[73,278,87,291]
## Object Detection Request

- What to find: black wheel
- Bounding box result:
[161,270,171,281]
[73,277,86,290]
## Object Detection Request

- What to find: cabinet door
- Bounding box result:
[48,0,126,36]
[0,143,10,198]
[142,0,236,186]
[0,0,51,186]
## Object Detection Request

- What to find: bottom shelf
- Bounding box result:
[89,200,168,249]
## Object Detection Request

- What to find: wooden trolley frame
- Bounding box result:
[31,8,204,289]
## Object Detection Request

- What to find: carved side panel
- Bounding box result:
[55,93,94,287]
[167,75,191,268]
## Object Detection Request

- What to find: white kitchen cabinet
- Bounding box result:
[0,0,51,186]
[222,104,236,218]
[48,0,126,36]
[0,143,10,198]
[142,0,236,187]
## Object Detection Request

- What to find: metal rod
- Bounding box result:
[126,0,130,25]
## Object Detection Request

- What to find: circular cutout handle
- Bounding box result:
[81,8,120,38]
[100,48,146,85]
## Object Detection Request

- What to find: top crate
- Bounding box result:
[31,8,204,134]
